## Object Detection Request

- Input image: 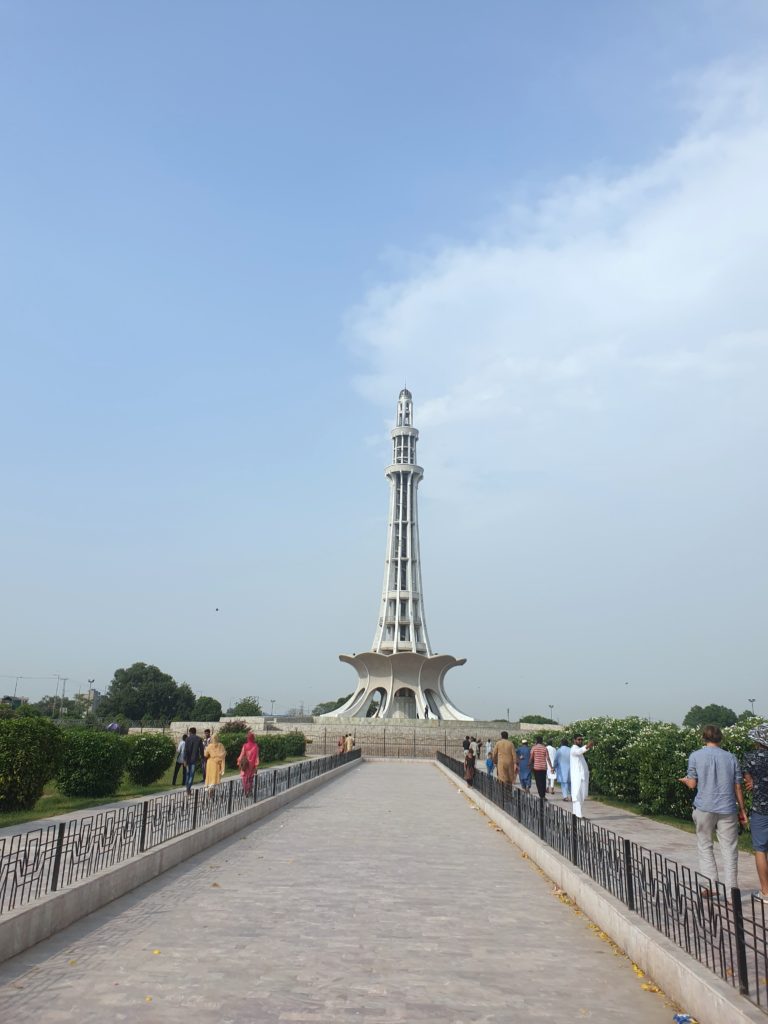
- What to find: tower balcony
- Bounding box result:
[377,640,429,654]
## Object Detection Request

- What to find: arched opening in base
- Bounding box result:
[391,687,418,719]
[424,689,441,719]
[362,687,387,718]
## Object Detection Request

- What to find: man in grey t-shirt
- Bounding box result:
[679,724,747,892]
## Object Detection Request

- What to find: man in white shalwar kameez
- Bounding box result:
[570,734,594,818]
[546,743,558,795]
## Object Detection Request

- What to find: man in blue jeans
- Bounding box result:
[742,722,768,902]
[679,724,747,893]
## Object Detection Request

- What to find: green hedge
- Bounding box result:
[218,731,306,770]
[534,715,763,820]
[0,717,64,811]
[125,733,176,786]
[57,730,127,797]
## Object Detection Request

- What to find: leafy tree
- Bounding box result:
[682,704,737,729]
[174,683,196,720]
[312,694,352,715]
[192,695,222,720]
[737,709,760,723]
[227,696,263,716]
[99,663,180,723]
[31,695,84,718]
[519,714,557,724]
[15,704,42,718]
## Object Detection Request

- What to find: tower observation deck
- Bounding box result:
[324,389,471,721]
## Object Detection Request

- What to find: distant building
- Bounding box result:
[75,687,103,710]
[0,695,27,708]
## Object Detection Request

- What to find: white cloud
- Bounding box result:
[346,61,768,497]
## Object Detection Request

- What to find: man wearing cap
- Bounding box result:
[679,724,747,893]
[742,722,768,902]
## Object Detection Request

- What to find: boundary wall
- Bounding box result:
[0,757,360,965]
[435,760,766,1024]
[168,717,538,749]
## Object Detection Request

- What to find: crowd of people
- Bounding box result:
[173,727,260,796]
[459,722,768,901]
[461,732,593,817]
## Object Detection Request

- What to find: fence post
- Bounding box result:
[50,822,67,892]
[570,816,578,866]
[227,779,234,815]
[253,772,259,803]
[139,800,149,853]
[731,889,750,996]
[413,733,416,757]
[273,769,277,795]
[383,729,386,757]
[192,788,199,830]
[538,799,545,839]
[622,839,635,911]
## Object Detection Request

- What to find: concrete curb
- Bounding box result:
[0,758,360,965]
[435,761,766,1024]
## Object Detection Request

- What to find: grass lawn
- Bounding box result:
[0,755,308,829]
[595,795,755,853]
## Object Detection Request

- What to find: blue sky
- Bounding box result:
[1,2,767,721]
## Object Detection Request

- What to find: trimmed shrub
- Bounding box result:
[281,731,307,758]
[218,731,307,770]
[57,730,127,797]
[125,733,176,786]
[220,731,247,769]
[0,717,64,811]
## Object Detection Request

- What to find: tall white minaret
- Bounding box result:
[372,389,432,656]
[324,388,472,721]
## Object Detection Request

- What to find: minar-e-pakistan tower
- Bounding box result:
[324,389,472,720]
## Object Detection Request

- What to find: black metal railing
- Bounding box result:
[0,749,360,917]
[437,751,768,1014]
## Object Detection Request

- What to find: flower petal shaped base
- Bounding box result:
[322,652,472,721]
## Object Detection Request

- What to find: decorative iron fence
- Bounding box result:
[437,751,768,1014]
[0,749,361,917]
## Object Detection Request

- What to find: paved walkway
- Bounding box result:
[0,762,678,1023]
[475,763,762,891]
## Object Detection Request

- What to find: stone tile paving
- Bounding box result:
[0,762,678,1023]
[476,762,761,890]
[545,789,759,891]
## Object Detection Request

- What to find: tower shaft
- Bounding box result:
[372,390,431,656]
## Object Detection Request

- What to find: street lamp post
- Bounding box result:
[270,699,275,716]
[548,703,554,723]
[749,698,756,717]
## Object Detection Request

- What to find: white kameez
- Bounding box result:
[570,744,590,817]
[546,745,557,785]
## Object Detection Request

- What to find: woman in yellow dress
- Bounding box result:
[204,733,227,788]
